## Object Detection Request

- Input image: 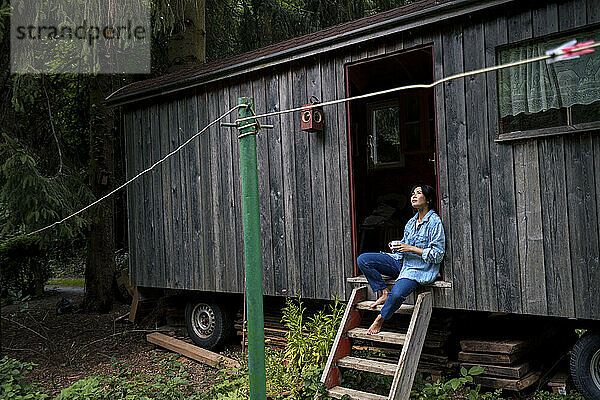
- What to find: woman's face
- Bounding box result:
[411,187,428,210]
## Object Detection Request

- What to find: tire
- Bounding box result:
[185,300,231,350]
[570,332,600,400]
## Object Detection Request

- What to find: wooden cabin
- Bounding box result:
[106,0,600,323]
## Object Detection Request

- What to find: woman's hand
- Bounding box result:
[396,243,424,256]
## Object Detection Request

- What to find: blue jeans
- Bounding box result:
[357,253,420,320]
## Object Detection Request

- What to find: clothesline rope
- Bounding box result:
[10,104,245,240]
[4,40,597,242]
[235,41,600,123]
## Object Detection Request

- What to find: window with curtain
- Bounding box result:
[497,28,600,135]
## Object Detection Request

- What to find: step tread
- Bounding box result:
[328,386,388,400]
[356,301,414,314]
[347,327,406,345]
[347,275,452,288]
[337,356,397,376]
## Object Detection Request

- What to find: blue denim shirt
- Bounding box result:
[387,209,446,284]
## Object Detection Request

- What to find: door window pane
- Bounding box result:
[373,106,402,165]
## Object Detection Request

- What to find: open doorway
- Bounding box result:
[346,46,437,261]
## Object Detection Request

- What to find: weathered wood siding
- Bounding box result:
[124,0,600,319]
[124,59,355,300]
[426,0,600,319]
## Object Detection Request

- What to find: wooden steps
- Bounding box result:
[347,328,407,345]
[327,386,388,400]
[320,285,435,400]
[337,356,396,376]
[355,301,414,314]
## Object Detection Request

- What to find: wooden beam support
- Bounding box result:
[146,333,240,369]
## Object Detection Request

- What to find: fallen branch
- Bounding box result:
[68,328,166,363]
[1,316,50,341]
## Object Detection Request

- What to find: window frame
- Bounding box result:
[495,25,600,142]
[367,99,404,169]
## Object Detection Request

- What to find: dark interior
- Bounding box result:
[346,47,436,254]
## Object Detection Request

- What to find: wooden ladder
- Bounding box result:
[320,278,448,400]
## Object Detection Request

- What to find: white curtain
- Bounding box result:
[498,29,600,118]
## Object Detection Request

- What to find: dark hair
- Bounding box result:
[410,184,436,211]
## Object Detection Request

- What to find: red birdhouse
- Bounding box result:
[301,101,324,132]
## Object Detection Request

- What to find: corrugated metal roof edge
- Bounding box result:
[105,0,512,107]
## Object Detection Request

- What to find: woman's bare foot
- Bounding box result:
[367,315,385,334]
[370,289,389,308]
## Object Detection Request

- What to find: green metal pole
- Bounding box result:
[237,97,266,400]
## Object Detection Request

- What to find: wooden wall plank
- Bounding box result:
[150,104,165,288]
[384,33,404,54]
[559,0,586,28]
[335,50,354,300]
[594,0,600,321]
[533,2,575,318]
[565,134,600,320]
[485,14,521,314]
[306,56,329,299]
[508,8,547,315]
[207,87,224,292]
[158,104,174,289]
[431,31,454,309]
[588,0,600,23]
[251,75,275,295]
[367,40,386,58]
[185,95,202,290]
[195,89,208,290]
[166,102,182,288]
[463,20,498,312]
[593,133,600,320]
[321,55,345,299]
[442,23,475,310]
[279,65,300,297]
[514,141,547,315]
[264,71,288,296]
[291,62,316,299]
[197,91,214,291]
[141,107,155,287]
[132,108,142,286]
[232,80,250,293]
[124,111,138,286]
[403,29,423,49]
[538,136,573,317]
[560,0,599,320]
[216,84,237,292]
[176,99,193,289]
[351,44,368,63]
[533,3,558,36]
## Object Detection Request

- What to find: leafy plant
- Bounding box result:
[343,369,393,396]
[282,297,344,373]
[409,366,503,400]
[0,356,48,399]
[55,355,203,400]
[531,390,584,400]
[199,347,301,400]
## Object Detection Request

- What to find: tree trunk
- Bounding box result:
[83,74,119,312]
[167,0,206,72]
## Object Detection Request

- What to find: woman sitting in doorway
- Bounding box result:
[357,184,446,334]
